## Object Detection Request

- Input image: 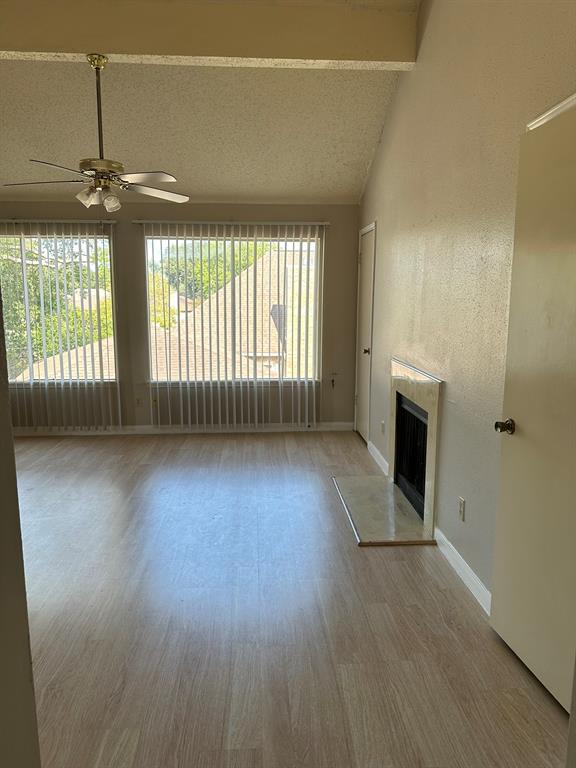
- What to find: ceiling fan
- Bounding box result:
[4,53,190,212]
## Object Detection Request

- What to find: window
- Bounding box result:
[146,224,322,383]
[0,220,324,431]
[0,224,116,383]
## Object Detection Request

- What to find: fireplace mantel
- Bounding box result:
[389,358,443,538]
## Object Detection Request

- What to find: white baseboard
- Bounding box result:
[13,421,354,438]
[367,440,389,475]
[434,527,492,615]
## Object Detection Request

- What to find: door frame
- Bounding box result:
[354,221,377,440]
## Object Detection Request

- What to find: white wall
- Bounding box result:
[0,292,41,766]
[568,663,576,765]
[361,0,576,587]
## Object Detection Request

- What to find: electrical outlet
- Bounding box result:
[458,497,466,522]
[381,420,386,434]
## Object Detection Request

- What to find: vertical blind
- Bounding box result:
[143,222,324,429]
[0,221,121,429]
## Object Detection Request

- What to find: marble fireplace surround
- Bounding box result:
[389,358,443,539]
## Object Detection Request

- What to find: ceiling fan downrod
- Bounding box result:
[87,53,108,160]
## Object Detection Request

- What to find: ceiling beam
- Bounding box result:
[0,2,417,71]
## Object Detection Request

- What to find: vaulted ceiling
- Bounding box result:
[0,60,400,204]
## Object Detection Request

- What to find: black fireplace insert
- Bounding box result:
[394,393,428,519]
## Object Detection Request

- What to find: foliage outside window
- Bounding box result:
[0,234,115,382]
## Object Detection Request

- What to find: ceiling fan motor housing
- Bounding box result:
[79,158,127,189]
[79,158,125,175]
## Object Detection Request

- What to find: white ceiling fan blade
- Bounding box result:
[30,159,92,178]
[124,183,190,203]
[4,180,87,186]
[116,171,177,184]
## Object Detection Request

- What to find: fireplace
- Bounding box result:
[389,359,442,538]
[394,393,428,519]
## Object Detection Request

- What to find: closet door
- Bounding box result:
[355,224,376,442]
[491,104,576,711]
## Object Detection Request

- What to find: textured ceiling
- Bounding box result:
[0,61,399,203]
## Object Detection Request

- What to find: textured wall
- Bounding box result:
[361,0,576,587]
[0,201,358,426]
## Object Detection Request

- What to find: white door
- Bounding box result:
[491,103,576,711]
[355,224,376,442]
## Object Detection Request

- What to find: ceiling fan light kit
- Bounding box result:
[76,183,121,212]
[4,53,190,210]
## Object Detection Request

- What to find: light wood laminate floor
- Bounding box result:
[15,432,568,768]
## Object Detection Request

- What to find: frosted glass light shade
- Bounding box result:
[76,186,98,208]
[103,190,121,212]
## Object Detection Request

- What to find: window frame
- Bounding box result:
[144,228,324,385]
[0,224,118,385]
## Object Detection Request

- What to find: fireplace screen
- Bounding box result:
[394,393,428,518]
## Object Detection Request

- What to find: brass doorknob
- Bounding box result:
[494,418,515,435]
